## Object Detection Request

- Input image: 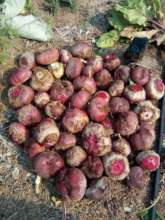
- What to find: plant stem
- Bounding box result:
[149,19,165,32]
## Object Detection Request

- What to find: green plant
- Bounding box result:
[0,26,18,64]
[46,0,75,15]
[25,0,36,14]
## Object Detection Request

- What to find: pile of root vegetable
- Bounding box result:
[8,42,165,202]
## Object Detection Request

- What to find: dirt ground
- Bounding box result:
[0,0,165,220]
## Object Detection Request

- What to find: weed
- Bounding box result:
[25,0,36,14]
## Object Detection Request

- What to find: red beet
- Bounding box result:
[124,84,146,103]
[131,66,150,85]
[71,42,93,59]
[66,57,83,79]
[82,65,95,78]
[66,146,87,167]
[95,69,112,88]
[36,48,59,65]
[70,90,91,109]
[104,53,121,71]
[82,156,104,179]
[8,85,34,108]
[55,132,76,150]
[109,97,130,113]
[88,55,103,73]
[108,80,124,97]
[103,152,130,180]
[94,91,110,103]
[60,49,72,63]
[50,80,74,104]
[128,166,146,188]
[88,96,109,122]
[9,67,32,86]
[19,51,36,69]
[27,142,45,159]
[101,118,114,135]
[112,137,131,156]
[73,76,96,94]
[35,118,60,147]
[17,104,41,126]
[34,92,50,108]
[62,108,89,133]
[85,177,109,200]
[134,100,160,124]
[54,168,87,201]
[33,151,64,178]
[9,122,28,144]
[30,67,54,92]
[145,78,165,100]
[82,122,111,156]
[115,111,138,136]
[45,101,65,119]
[114,65,130,82]
[130,125,155,151]
[136,150,160,172]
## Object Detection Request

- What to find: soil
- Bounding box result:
[0,1,165,220]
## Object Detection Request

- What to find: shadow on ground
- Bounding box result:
[0,196,76,220]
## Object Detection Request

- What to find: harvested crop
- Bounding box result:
[70,90,91,109]
[45,101,65,119]
[9,122,28,144]
[19,51,36,69]
[34,92,50,108]
[124,84,146,103]
[66,146,87,167]
[73,76,96,94]
[71,42,93,59]
[36,48,59,65]
[108,80,124,97]
[10,67,32,86]
[55,132,76,150]
[95,69,112,88]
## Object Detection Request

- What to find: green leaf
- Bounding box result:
[96,30,120,48]
[138,210,165,220]
[107,9,130,31]
[114,4,147,26]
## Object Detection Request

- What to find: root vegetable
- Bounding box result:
[27,142,45,159]
[30,67,54,92]
[110,97,130,113]
[108,80,124,97]
[8,85,34,108]
[82,156,103,179]
[71,42,93,59]
[17,104,41,126]
[60,49,72,63]
[88,55,103,73]
[131,66,150,85]
[94,91,110,103]
[48,62,64,79]
[85,177,108,200]
[66,57,83,79]
[19,51,36,69]
[55,132,76,150]
[114,65,130,82]
[54,168,87,201]
[62,108,89,133]
[70,90,90,109]
[130,124,155,151]
[36,48,59,65]
[73,76,96,94]
[115,111,138,136]
[101,118,114,135]
[124,84,146,103]
[134,100,160,124]
[88,96,109,122]
[34,92,50,108]
[35,118,60,147]
[9,122,28,144]
[33,151,64,178]
[95,69,112,88]
[82,122,111,156]
[66,146,87,167]
[128,166,146,188]
[104,53,121,71]
[136,150,160,171]
[103,152,130,180]
[82,65,95,78]
[112,137,131,156]
[45,101,65,119]
[9,67,32,86]
[50,80,74,104]
[145,78,165,100]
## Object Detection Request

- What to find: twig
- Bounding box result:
[149,19,165,32]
